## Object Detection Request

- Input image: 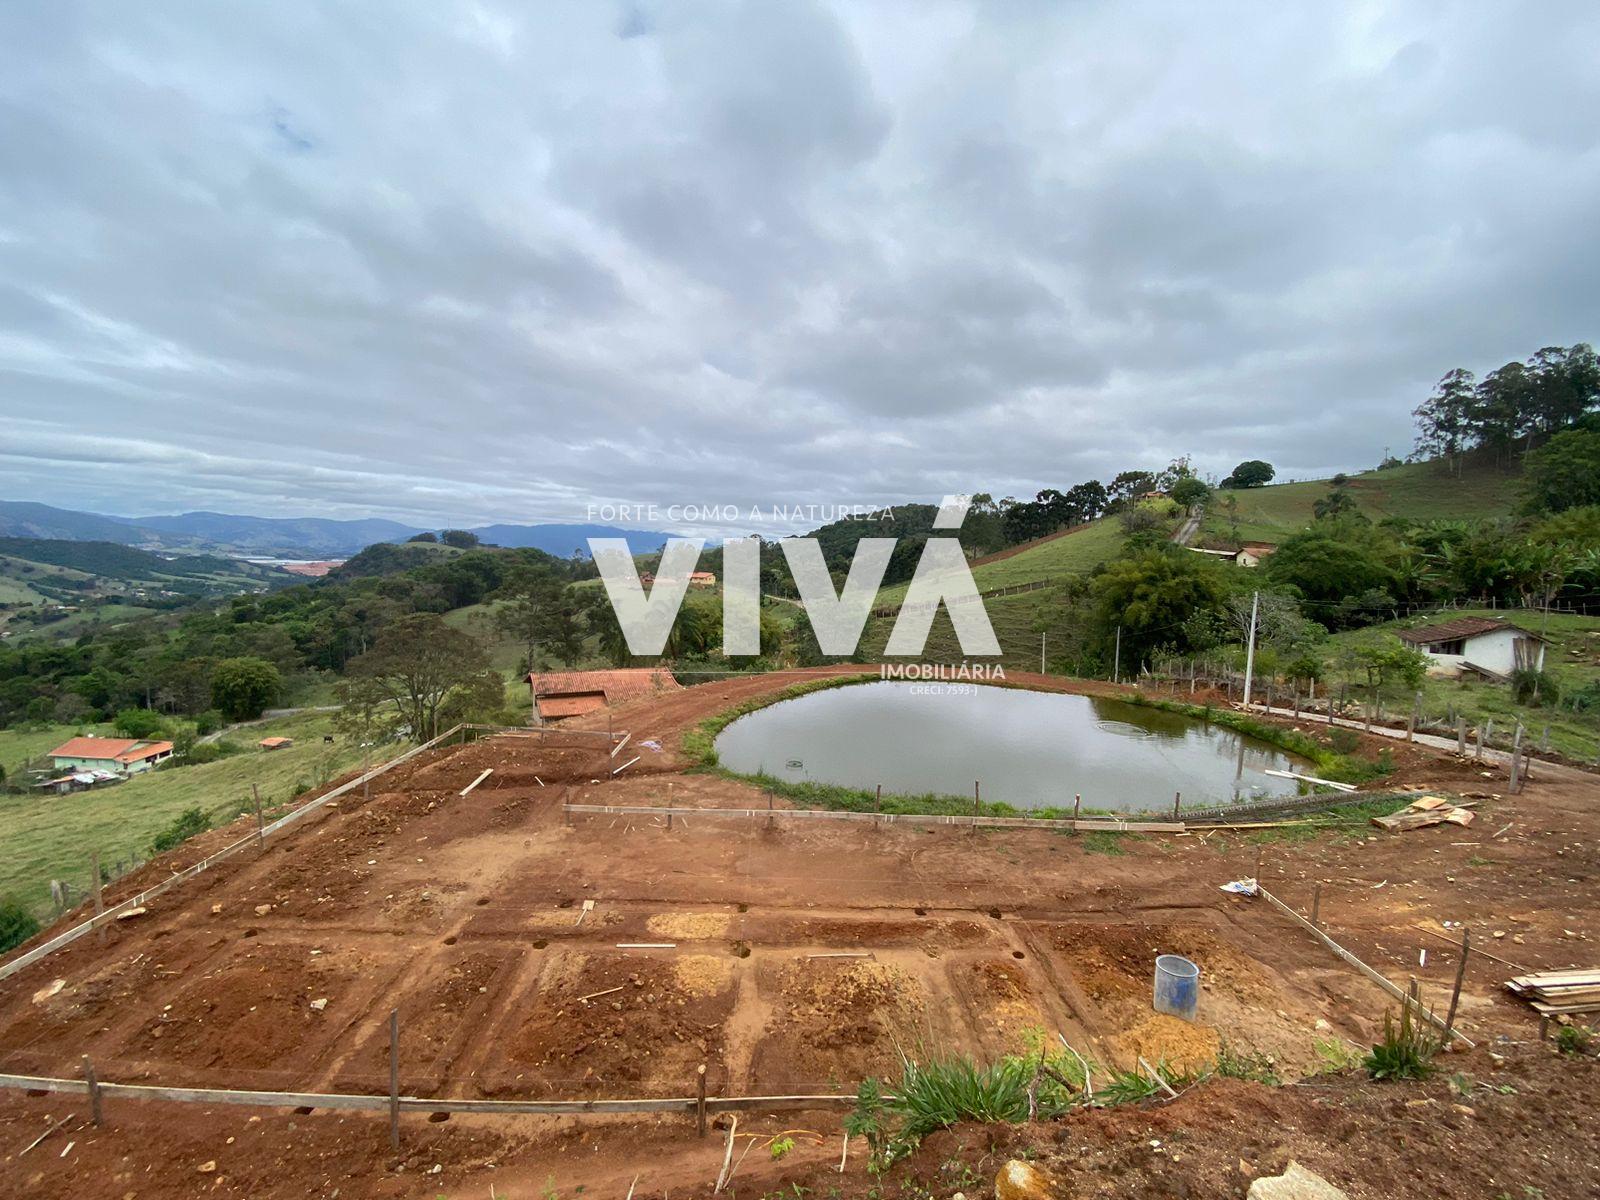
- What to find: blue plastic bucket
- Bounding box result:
[1153,954,1200,1020]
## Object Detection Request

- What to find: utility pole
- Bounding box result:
[1241,590,1260,707]
[1113,625,1122,685]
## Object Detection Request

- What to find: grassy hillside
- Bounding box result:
[0,721,116,780]
[1321,607,1600,759]
[0,710,394,918]
[871,514,1145,610]
[1202,461,1519,545]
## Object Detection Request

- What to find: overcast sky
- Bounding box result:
[2,2,1598,535]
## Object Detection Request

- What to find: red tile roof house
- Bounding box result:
[48,735,175,777]
[524,668,679,722]
[1398,617,1549,681]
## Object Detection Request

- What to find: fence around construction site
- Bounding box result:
[0,721,628,986]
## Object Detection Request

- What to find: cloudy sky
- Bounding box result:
[2,2,1598,535]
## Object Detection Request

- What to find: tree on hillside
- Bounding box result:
[1527,345,1600,436]
[540,585,588,667]
[113,707,167,738]
[665,597,720,660]
[1170,477,1210,507]
[210,656,281,721]
[407,532,439,543]
[1221,460,1275,489]
[584,592,633,666]
[1090,548,1229,671]
[440,529,480,549]
[1264,528,1398,625]
[1107,470,1156,509]
[348,613,491,740]
[1312,478,1359,521]
[1412,369,1476,476]
[1522,426,1600,514]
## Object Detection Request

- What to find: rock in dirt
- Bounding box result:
[32,979,65,1005]
[1246,1161,1348,1199]
[995,1159,1063,1200]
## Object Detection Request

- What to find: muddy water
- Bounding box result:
[713,681,1310,812]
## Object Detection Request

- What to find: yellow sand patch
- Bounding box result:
[673,954,734,997]
[647,912,731,939]
[1115,1013,1221,1075]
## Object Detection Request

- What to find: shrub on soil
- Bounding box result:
[1364,1004,1440,1080]
[150,806,211,854]
[0,894,40,953]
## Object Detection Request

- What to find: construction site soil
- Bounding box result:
[2,667,1597,1198]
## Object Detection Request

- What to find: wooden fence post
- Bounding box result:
[1172,791,1181,820]
[83,1055,103,1127]
[1445,930,1470,1037]
[696,1064,708,1136]
[91,851,105,946]
[389,1009,401,1151]
[1310,883,1322,929]
[1509,725,1524,793]
[253,784,265,850]
[971,781,979,834]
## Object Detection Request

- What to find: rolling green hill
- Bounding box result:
[1200,461,1519,545]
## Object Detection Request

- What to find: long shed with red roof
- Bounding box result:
[524,668,679,722]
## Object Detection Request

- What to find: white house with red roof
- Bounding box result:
[48,735,175,777]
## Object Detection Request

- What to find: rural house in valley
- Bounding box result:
[1398,616,1549,680]
[46,735,175,777]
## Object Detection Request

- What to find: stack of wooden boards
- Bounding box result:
[1370,795,1475,833]
[1505,969,1600,1016]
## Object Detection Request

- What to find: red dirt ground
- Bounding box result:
[1,668,1597,1198]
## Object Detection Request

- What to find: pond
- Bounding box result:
[713,681,1312,813]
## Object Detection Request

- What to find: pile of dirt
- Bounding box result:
[1115,1013,1221,1076]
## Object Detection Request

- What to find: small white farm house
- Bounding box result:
[1398,617,1549,680]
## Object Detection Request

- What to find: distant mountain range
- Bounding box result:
[0,501,670,559]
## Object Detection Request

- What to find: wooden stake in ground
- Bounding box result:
[83,1055,103,1127]
[1311,883,1322,929]
[90,852,105,946]
[1445,929,1470,1037]
[695,1064,708,1137]
[1172,791,1181,820]
[1508,724,1524,793]
[388,1009,400,1151]
[253,784,265,850]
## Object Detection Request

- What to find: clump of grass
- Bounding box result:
[1313,1036,1363,1074]
[1080,830,1129,855]
[1555,1024,1596,1056]
[1364,1004,1441,1081]
[1214,1041,1281,1085]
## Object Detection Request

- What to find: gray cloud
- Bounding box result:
[1,0,1598,535]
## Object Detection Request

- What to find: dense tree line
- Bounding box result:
[0,545,580,730]
[1412,343,1600,472]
